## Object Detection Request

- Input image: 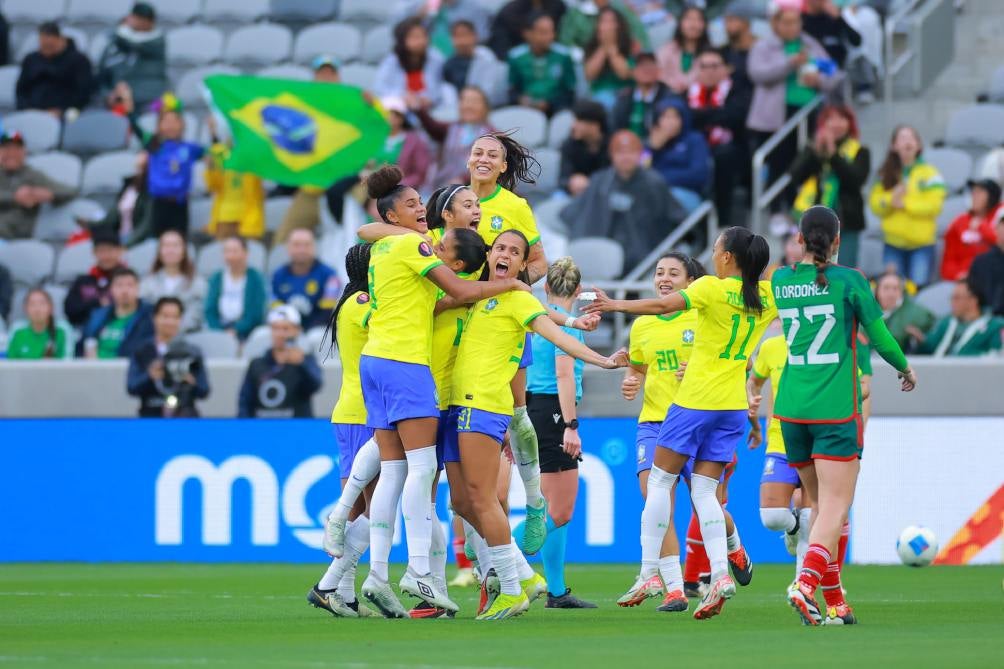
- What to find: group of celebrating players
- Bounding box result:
[305,130,918,625]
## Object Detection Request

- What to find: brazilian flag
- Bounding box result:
[205,75,390,187]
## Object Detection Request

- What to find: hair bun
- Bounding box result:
[366,165,404,200]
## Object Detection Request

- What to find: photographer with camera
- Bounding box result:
[127,296,209,417]
[237,305,323,418]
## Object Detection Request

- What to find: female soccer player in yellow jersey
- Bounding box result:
[617,252,703,612]
[309,243,379,619]
[771,207,916,626]
[452,229,628,620]
[358,167,528,619]
[467,131,552,554]
[586,226,774,620]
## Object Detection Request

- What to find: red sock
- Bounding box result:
[836,521,850,571]
[684,515,709,582]
[798,544,831,592]
[452,536,471,569]
[821,560,845,607]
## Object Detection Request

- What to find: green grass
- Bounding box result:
[1,563,1002,668]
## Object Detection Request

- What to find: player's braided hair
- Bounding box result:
[799,205,841,289]
[479,131,540,192]
[324,243,372,358]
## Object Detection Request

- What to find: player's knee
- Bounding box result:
[760,507,794,531]
[550,506,573,526]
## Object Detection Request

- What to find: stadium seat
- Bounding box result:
[537,224,569,261]
[241,324,273,359]
[973,147,1004,182]
[914,281,954,318]
[339,0,395,24]
[528,147,560,196]
[266,243,290,276]
[189,161,208,197]
[54,240,94,284]
[197,239,266,277]
[89,31,110,64]
[987,64,1004,103]
[204,0,269,24]
[176,64,241,108]
[361,25,394,65]
[126,238,158,273]
[857,234,885,278]
[148,0,204,26]
[648,17,677,49]
[475,0,507,11]
[0,65,20,112]
[568,237,625,280]
[66,0,132,32]
[34,199,92,242]
[339,63,378,89]
[489,62,509,107]
[188,196,214,230]
[225,23,293,69]
[4,0,68,28]
[26,152,83,190]
[264,196,293,232]
[924,147,972,194]
[532,197,568,234]
[304,325,327,357]
[547,109,574,150]
[167,25,225,68]
[61,111,130,156]
[0,240,55,286]
[81,151,137,198]
[293,23,362,66]
[3,111,62,154]
[270,0,339,27]
[936,195,970,235]
[257,64,312,81]
[15,27,90,63]
[489,106,548,148]
[42,282,69,321]
[185,329,240,359]
[944,104,1004,150]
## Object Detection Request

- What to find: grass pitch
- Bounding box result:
[1,563,1001,668]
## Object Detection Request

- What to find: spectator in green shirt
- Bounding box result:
[873,271,935,353]
[508,12,578,116]
[583,7,636,110]
[5,288,69,359]
[559,0,650,53]
[80,267,154,359]
[916,280,1004,357]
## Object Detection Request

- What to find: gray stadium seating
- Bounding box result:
[547,109,574,150]
[0,66,20,112]
[188,197,214,231]
[27,152,84,190]
[224,23,293,69]
[61,111,130,156]
[528,147,560,197]
[148,0,205,26]
[54,241,95,284]
[204,0,269,23]
[257,64,312,81]
[338,63,377,89]
[361,25,394,65]
[5,0,69,28]
[924,147,972,194]
[944,104,1004,150]
[270,0,339,27]
[185,330,240,359]
[81,150,137,198]
[167,25,225,68]
[33,199,89,242]
[914,281,955,318]
[936,195,970,235]
[293,23,362,65]
[339,0,395,25]
[988,65,1004,103]
[176,64,240,108]
[126,238,158,273]
[66,0,132,33]
[569,237,625,281]
[3,111,62,153]
[0,240,55,286]
[489,106,548,148]
[264,196,293,232]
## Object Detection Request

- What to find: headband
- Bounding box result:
[440,185,466,217]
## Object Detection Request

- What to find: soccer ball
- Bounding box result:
[896,526,938,567]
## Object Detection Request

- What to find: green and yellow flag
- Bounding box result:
[205,75,390,188]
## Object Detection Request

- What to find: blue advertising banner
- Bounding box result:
[0,419,795,565]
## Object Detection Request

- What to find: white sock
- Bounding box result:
[332,438,380,522]
[512,541,534,581]
[760,507,797,532]
[659,555,683,593]
[510,407,544,509]
[402,446,437,575]
[337,516,369,602]
[430,504,448,592]
[464,519,493,573]
[640,465,677,578]
[368,459,407,582]
[489,543,520,596]
[726,526,741,553]
[796,507,812,574]
[691,473,728,580]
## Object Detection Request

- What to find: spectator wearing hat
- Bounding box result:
[915,280,1004,357]
[397,0,490,57]
[647,96,711,214]
[16,21,93,115]
[488,0,566,60]
[441,20,503,105]
[611,52,677,143]
[79,267,154,359]
[940,179,1002,282]
[968,216,1004,317]
[205,236,268,342]
[271,228,342,330]
[559,100,610,198]
[559,0,650,53]
[0,132,77,240]
[312,55,341,84]
[96,2,167,111]
[507,12,577,117]
[238,305,323,418]
[64,225,127,328]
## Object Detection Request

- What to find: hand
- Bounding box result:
[568,173,591,196]
[898,367,917,392]
[823,0,841,18]
[674,360,688,381]
[13,186,36,207]
[563,427,582,459]
[115,82,134,113]
[790,51,808,68]
[572,313,601,332]
[621,373,642,401]
[31,187,54,204]
[404,92,427,111]
[747,424,763,450]
[182,373,197,386]
[802,71,821,88]
[605,347,630,369]
[284,346,305,365]
[148,360,165,381]
[581,286,614,314]
[904,324,926,343]
[890,183,907,209]
[748,392,762,416]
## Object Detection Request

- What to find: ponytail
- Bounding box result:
[479,131,540,192]
[325,243,372,358]
[720,226,769,315]
[798,205,841,289]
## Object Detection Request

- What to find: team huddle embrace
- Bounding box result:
[306,130,917,624]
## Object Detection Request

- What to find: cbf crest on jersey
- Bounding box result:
[682,329,695,344]
[490,215,504,231]
[484,298,499,312]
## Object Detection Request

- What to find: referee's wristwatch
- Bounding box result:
[563,418,579,430]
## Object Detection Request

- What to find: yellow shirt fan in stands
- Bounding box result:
[628,310,699,423]
[330,291,371,425]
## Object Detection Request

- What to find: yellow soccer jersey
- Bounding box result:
[431,272,478,411]
[628,310,698,423]
[330,291,370,424]
[362,233,443,366]
[675,276,777,411]
[752,334,787,455]
[479,185,541,247]
[452,290,547,415]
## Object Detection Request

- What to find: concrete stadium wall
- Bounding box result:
[0,357,1001,418]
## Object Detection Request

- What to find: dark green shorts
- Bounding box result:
[780,418,863,467]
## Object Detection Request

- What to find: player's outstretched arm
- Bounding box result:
[426,265,528,303]
[531,315,628,369]
[581,287,686,316]
[862,317,917,392]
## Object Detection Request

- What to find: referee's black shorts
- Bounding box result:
[527,392,578,473]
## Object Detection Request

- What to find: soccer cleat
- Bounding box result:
[824,603,857,625]
[728,546,754,586]
[786,581,823,626]
[784,510,800,557]
[347,599,376,618]
[616,573,664,607]
[521,572,548,604]
[475,591,530,621]
[546,588,597,608]
[408,600,456,619]
[655,589,689,612]
[322,514,347,558]
[399,567,460,613]
[683,581,701,599]
[361,574,407,619]
[306,585,358,618]
[478,568,500,616]
[463,535,478,562]
[448,567,478,588]
[520,499,548,555]
[693,575,736,620]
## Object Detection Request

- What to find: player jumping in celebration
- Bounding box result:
[452,230,628,620]
[772,206,916,626]
[586,226,773,619]
[358,167,526,618]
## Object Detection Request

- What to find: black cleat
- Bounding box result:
[728,546,754,586]
[545,588,597,609]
